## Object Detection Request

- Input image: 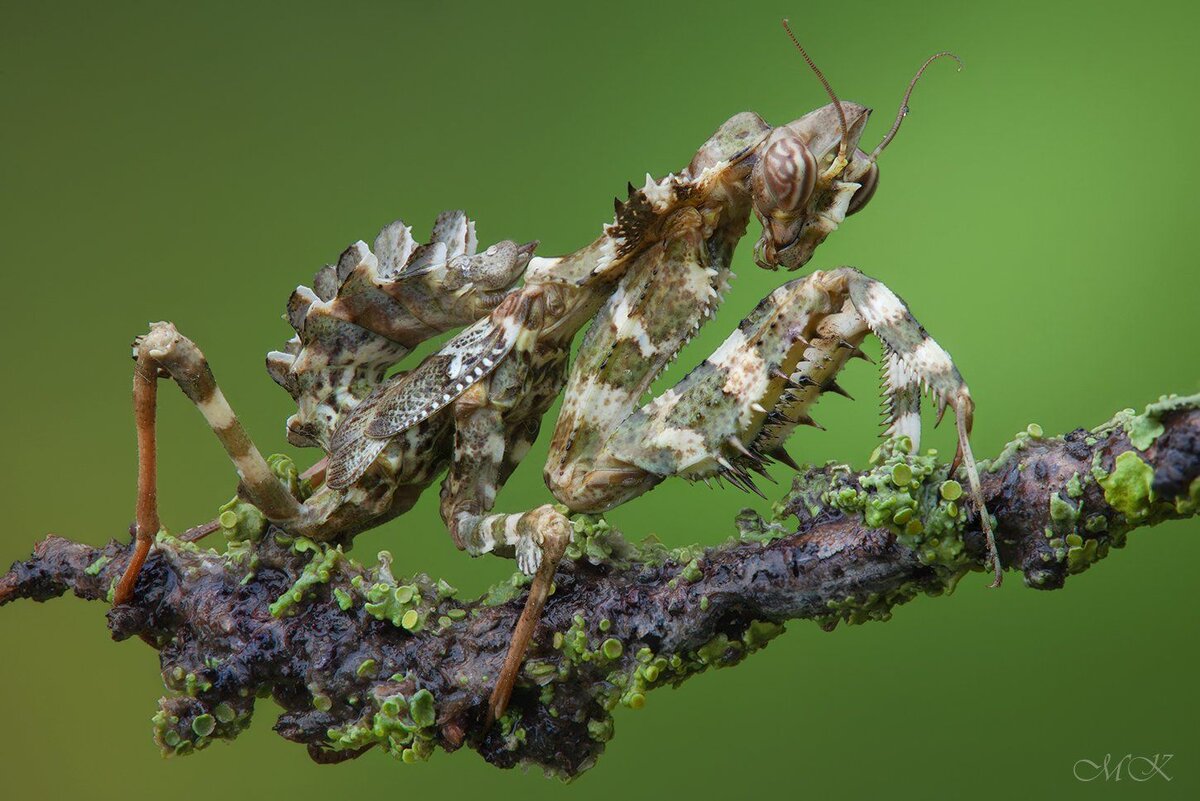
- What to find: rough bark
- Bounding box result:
[3,395,1197,778]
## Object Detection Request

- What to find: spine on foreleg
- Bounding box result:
[749,301,870,460]
[881,351,923,446]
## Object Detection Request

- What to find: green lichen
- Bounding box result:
[939,480,962,501]
[151,700,252,757]
[1126,415,1163,451]
[164,664,213,697]
[325,685,438,762]
[587,717,614,742]
[1121,394,1200,450]
[217,497,267,543]
[680,558,702,583]
[84,555,111,576]
[821,437,971,576]
[478,571,532,607]
[986,428,1037,473]
[741,619,784,649]
[736,507,790,543]
[1049,492,1080,527]
[1065,473,1084,499]
[817,582,922,627]
[1098,451,1156,522]
[1175,477,1200,516]
[216,454,312,544]
[496,711,528,751]
[556,615,595,667]
[1065,533,1102,574]
[770,464,844,525]
[269,540,345,617]
[565,513,624,565]
[191,714,215,737]
[266,453,309,500]
[347,553,431,630]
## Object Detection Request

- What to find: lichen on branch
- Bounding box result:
[2,395,1197,778]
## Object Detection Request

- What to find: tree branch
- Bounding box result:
[3,395,1198,777]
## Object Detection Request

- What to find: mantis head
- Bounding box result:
[751,20,960,271]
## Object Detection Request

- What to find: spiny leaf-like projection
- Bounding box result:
[267,210,528,451]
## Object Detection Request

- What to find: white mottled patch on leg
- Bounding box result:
[610,291,658,358]
[198,390,236,430]
[484,431,507,463]
[641,387,681,417]
[501,513,521,547]
[708,328,748,368]
[887,411,923,449]
[856,281,908,329]
[474,514,501,553]
[507,436,533,465]
[650,426,709,470]
[563,375,638,432]
[908,338,954,378]
[679,252,719,303]
[708,329,770,427]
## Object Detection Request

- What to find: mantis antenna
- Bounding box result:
[870,51,963,160]
[781,17,849,166]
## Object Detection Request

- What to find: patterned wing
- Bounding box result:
[325,314,522,489]
[365,317,518,437]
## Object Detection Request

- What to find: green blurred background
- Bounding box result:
[2,0,1197,797]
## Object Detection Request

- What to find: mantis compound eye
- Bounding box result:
[846,159,879,216]
[752,127,817,215]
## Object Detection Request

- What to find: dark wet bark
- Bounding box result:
[3,399,1197,778]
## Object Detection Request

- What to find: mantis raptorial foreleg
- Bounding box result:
[594,267,1000,583]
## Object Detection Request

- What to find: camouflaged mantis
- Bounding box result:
[113,23,999,726]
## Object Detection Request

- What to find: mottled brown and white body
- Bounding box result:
[113,28,997,724]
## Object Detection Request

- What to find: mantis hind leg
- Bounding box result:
[113,323,309,605]
[113,347,161,606]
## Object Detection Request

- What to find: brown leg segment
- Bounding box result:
[487,507,571,726]
[113,350,161,606]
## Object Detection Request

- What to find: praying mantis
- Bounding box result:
[112,21,998,727]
